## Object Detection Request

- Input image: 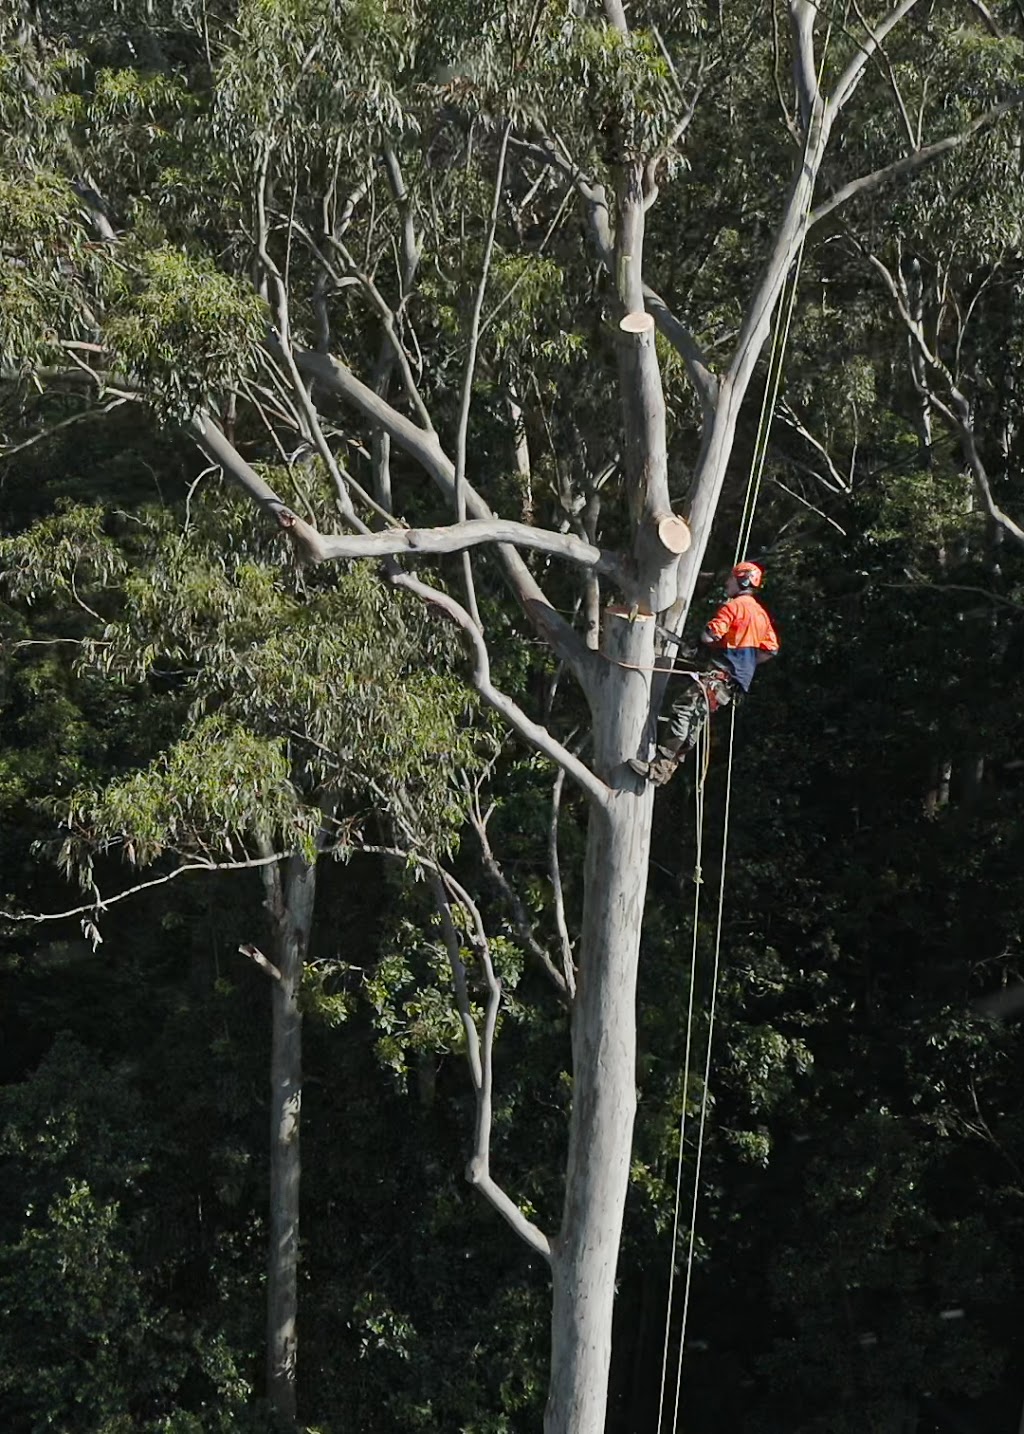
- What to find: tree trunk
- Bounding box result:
[261,848,318,1426]
[545,609,656,1434]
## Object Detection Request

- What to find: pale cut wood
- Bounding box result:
[657,514,692,554]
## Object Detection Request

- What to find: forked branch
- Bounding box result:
[429,870,553,1263]
[827,0,922,117]
[191,414,608,801]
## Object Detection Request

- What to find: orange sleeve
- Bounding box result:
[703,599,737,644]
[760,613,780,652]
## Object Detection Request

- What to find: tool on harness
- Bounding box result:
[627,667,736,785]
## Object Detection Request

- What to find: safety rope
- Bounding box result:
[656,706,709,1431]
[668,704,734,1434]
[657,28,831,1419]
[735,251,805,567]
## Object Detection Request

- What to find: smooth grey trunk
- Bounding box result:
[260,848,318,1426]
[545,610,657,1434]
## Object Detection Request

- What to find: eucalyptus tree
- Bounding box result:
[2,1,1023,1430]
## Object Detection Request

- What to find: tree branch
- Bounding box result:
[602,0,629,35]
[454,119,512,628]
[851,0,917,150]
[393,569,610,807]
[508,135,718,418]
[789,0,820,131]
[190,411,296,526]
[827,0,922,117]
[279,515,627,580]
[466,782,568,997]
[860,245,1024,550]
[0,397,129,461]
[428,870,552,1264]
[239,942,283,981]
[287,346,601,676]
[361,833,553,1262]
[0,853,292,926]
[190,413,608,798]
[548,768,576,999]
[811,94,1024,227]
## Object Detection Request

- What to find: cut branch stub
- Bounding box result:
[656,514,691,554]
[619,311,655,335]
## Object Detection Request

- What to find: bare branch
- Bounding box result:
[190,413,607,796]
[467,784,568,997]
[239,942,283,981]
[0,397,129,461]
[602,0,629,35]
[282,515,628,582]
[789,0,820,131]
[549,768,577,999]
[508,135,718,417]
[777,401,851,491]
[319,228,435,431]
[0,853,291,926]
[827,0,922,118]
[850,0,916,149]
[882,580,1024,612]
[190,412,296,527]
[965,0,1002,35]
[770,476,848,534]
[811,94,1024,226]
[360,832,552,1260]
[861,245,1024,550]
[429,871,553,1263]
[287,347,601,676]
[454,120,511,628]
[394,569,610,807]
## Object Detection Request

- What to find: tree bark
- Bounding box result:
[260,846,319,1426]
[545,609,656,1434]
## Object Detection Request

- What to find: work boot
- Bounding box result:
[648,754,681,786]
[627,747,684,785]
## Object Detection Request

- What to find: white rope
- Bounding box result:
[659,24,833,1419]
[655,713,709,1434]
[735,254,805,566]
[669,704,736,1432]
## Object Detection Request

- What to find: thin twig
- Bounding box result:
[0,853,291,925]
[455,120,512,630]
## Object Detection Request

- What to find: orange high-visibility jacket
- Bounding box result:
[702,593,780,692]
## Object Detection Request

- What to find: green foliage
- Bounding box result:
[103,245,265,418]
[62,716,303,878]
[0,1036,259,1432]
[0,166,98,369]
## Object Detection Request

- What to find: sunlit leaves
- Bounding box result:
[103,245,265,418]
[61,716,303,876]
[0,166,100,369]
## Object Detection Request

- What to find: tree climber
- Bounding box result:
[628,562,780,786]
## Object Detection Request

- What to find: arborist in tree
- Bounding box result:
[629,561,780,786]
